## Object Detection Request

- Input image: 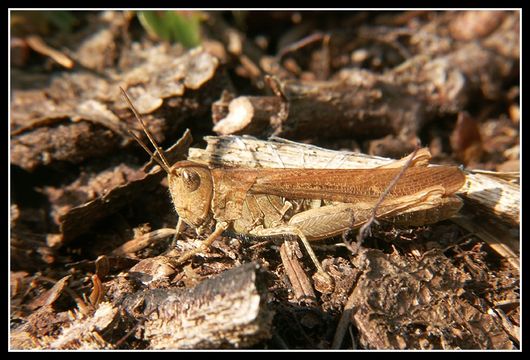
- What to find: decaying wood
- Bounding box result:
[213,12,518,142]
[451,215,519,270]
[10,205,56,271]
[211,89,236,123]
[213,78,422,140]
[11,125,192,269]
[11,46,223,171]
[27,275,71,311]
[122,262,273,349]
[25,35,74,69]
[490,307,520,343]
[10,11,519,351]
[111,228,178,256]
[331,282,359,349]
[213,95,285,135]
[344,248,515,349]
[204,12,266,87]
[459,171,520,226]
[279,241,316,303]
[50,163,162,245]
[12,263,273,350]
[11,121,123,171]
[49,302,119,349]
[127,256,177,285]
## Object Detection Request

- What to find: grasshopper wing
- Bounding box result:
[248,166,466,203]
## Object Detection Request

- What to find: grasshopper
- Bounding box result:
[120,89,466,287]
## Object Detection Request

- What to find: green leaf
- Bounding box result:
[137,11,202,48]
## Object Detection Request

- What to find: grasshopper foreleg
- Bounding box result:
[170,217,186,248]
[172,221,229,266]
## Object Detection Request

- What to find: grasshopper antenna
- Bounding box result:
[120,87,173,174]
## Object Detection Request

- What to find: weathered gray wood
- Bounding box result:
[122,262,273,349]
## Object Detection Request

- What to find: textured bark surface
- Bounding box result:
[213,11,518,146]
[122,262,273,349]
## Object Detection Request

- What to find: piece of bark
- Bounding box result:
[10,305,72,349]
[204,12,266,87]
[28,275,71,311]
[451,215,519,271]
[214,77,423,140]
[314,257,359,313]
[65,255,139,279]
[491,307,520,345]
[49,302,119,350]
[11,73,128,138]
[211,89,236,123]
[127,256,176,286]
[122,262,273,349]
[332,280,359,349]
[55,168,161,245]
[69,11,133,72]
[25,35,75,69]
[10,205,57,271]
[279,241,316,304]
[459,170,519,226]
[213,12,518,141]
[12,264,273,350]
[450,112,484,166]
[213,95,285,136]
[111,228,178,257]
[11,46,223,171]
[11,121,122,171]
[346,248,514,349]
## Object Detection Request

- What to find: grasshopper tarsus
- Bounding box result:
[312,270,335,294]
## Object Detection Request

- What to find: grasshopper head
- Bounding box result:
[168,161,213,228]
[119,88,214,230]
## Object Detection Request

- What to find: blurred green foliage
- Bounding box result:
[137,11,202,48]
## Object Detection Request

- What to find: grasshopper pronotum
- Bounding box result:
[120,88,466,288]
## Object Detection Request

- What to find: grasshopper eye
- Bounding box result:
[181,169,201,192]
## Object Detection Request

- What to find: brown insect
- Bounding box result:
[120,88,466,287]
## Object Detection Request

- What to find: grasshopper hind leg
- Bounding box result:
[250,225,335,292]
[250,203,361,292]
